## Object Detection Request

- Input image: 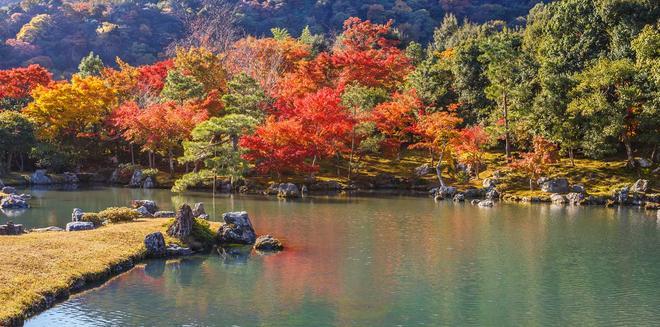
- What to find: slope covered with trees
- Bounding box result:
[0,0,657,195]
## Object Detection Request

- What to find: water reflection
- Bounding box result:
[25,194,660,326]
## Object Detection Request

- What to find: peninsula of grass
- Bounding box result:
[0,219,221,326]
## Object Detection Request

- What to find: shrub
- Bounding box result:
[191,218,215,246]
[98,207,139,223]
[142,168,159,178]
[81,212,103,227]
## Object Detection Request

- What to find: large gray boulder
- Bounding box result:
[217,211,257,245]
[71,208,84,222]
[254,235,284,252]
[541,178,569,193]
[66,221,95,231]
[131,200,158,214]
[485,188,500,200]
[167,204,194,239]
[129,170,143,187]
[144,232,166,258]
[0,222,24,235]
[30,169,52,185]
[431,186,457,199]
[193,202,208,219]
[277,183,300,198]
[631,179,649,193]
[135,206,153,218]
[452,193,465,202]
[142,177,155,189]
[1,186,16,194]
[1,194,29,209]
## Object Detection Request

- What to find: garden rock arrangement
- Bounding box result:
[193,202,209,219]
[30,170,52,185]
[131,200,158,215]
[1,194,30,209]
[217,211,257,244]
[71,208,84,222]
[0,221,25,235]
[144,232,167,258]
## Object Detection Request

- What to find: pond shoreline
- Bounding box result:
[0,219,221,326]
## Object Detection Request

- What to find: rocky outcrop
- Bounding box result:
[0,222,24,235]
[631,179,649,193]
[540,178,569,193]
[154,211,175,218]
[254,235,284,252]
[131,200,158,214]
[1,194,29,209]
[167,204,194,239]
[217,211,257,245]
[144,232,166,258]
[1,186,16,194]
[277,183,300,198]
[65,221,95,231]
[430,186,457,199]
[30,170,52,185]
[193,202,208,219]
[452,193,465,202]
[71,208,84,222]
[485,188,500,200]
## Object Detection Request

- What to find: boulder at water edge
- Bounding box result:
[0,222,24,235]
[143,177,155,189]
[131,200,158,214]
[1,194,29,209]
[144,232,166,258]
[71,208,84,222]
[166,244,193,257]
[277,183,300,198]
[66,221,95,231]
[135,206,153,218]
[1,186,16,194]
[540,178,569,193]
[452,193,465,202]
[217,211,257,245]
[566,193,585,205]
[129,170,143,187]
[550,194,567,204]
[477,200,494,207]
[30,169,52,185]
[485,188,500,200]
[193,202,209,219]
[254,235,284,252]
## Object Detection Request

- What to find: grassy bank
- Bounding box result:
[0,219,220,325]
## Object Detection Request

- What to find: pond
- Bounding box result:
[14,187,660,326]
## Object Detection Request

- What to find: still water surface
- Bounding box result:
[16,187,660,326]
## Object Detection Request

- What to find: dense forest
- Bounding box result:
[0,0,546,75]
[0,0,658,191]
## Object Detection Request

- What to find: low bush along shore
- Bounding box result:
[0,219,220,325]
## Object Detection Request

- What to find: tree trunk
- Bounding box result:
[623,135,634,167]
[503,92,511,161]
[168,148,175,175]
[6,152,12,172]
[19,153,24,172]
[436,150,445,187]
[529,178,533,191]
[568,148,575,167]
[348,128,355,181]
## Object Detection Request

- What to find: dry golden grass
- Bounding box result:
[0,219,220,325]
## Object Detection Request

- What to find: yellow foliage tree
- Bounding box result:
[174,47,227,94]
[24,76,117,141]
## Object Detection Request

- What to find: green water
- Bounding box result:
[19,187,660,326]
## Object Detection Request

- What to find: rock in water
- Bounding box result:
[540,178,569,193]
[254,235,284,251]
[477,200,494,207]
[166,244,193,257]
[66,221,95,231]
[631,179,649,193]
[452,193,465,202]
[566,193,585,205]
[30,169,52,185]
[193,202,207,219]
[131,200,158,214]
[0,222,24,235]
[71,208,84,222]
[217,211,257,245]
[167,204,194,239]
[485,188,500,200]
[277,183,300,198]
[144,232,166,258]
[1,194,29,209]
[129,170,143,187]
[1,186,16,194]
[550,194,567,204]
